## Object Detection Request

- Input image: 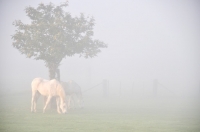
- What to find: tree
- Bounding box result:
[12,1,107,80]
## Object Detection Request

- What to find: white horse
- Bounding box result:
[31,78,67,114]
[61,80,84,109]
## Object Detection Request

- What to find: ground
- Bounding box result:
[0,92,200,132]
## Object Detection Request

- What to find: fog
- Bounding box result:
[0,1,200,131]
[0,0,200,98]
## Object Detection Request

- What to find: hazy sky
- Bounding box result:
[0,0,200,96]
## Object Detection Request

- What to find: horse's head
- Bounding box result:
[60,102,67,114]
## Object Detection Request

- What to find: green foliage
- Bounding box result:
[12,2,107,67]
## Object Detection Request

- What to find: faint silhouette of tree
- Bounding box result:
[12,1,107,80]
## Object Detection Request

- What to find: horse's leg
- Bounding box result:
[31,92,36,113]
[33,92,40,112]
[76,94,81,108]
[43,96,52,113]
[68,95,72,109]
[43,96,47,107]
[31,92,35,112]
[56,97,61,114]
[78,94,84,108]
[71,95,76,109]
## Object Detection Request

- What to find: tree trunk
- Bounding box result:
[48,65,57,80]
[56,69,60,81]
[47,63,59,109]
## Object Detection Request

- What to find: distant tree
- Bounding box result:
[12,1,107,80]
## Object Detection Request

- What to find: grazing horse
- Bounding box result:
[31,78,67,114]
[61,80,84,109]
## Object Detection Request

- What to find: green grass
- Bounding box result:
[0,93,200,132]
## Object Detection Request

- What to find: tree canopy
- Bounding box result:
[12,2,107,79]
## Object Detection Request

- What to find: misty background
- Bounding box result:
[0,0,200,98]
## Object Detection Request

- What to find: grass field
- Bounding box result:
[0,93,200,132]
